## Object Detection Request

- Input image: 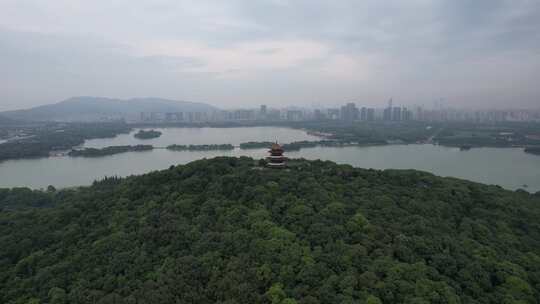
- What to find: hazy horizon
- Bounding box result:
[2,95,540,113]
[1,1,539,111]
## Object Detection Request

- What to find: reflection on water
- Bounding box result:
[0,127,539,192]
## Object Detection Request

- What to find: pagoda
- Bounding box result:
[267,142,287,168]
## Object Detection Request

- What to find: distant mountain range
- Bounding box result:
[0,97,219,122]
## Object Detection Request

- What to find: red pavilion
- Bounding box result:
[267,142,287,168]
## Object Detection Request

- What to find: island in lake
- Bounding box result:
[238,140,380,152]
[68,145,153,157]
[524,146,540,155]
[134,129,162,139]
[167,144,234,151]
[239,141,274,149]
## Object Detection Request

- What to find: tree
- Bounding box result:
[365,295,382,304]
[1,157,540,303]
[48,287,67,304]
[267,283,287,304]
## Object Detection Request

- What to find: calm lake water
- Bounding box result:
[0,127,539,192]
[82,127,321,148]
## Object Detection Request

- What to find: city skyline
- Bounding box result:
[3,95,540,114]
[133,102,540,124]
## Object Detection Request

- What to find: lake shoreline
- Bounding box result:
[1,127,539,192]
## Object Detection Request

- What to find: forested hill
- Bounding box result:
[1,158,540,304]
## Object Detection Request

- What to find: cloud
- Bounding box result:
[0,0,539,110]
[135,39,331,74]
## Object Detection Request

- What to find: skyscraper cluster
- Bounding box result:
[136,103,540,123]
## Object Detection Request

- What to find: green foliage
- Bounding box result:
[524,146,540,155]
[267,283,287,304]
[240,141,275,149]
[241,139,386,153]
[48,287,67,304]
[1,157,540,303]
[133,129,162,139]
[286,121,432,144]
[0,122,130,161]
[283,120,540,152]
[366,295,382,304]
[68,145,153,157]
[434,122,540,148]
[167,144,234,151]
[0,188,55,210]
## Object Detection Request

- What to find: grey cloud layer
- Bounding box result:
[0,0,539,110]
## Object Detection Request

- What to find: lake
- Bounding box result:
[0,127,539,192]
[82,127,321,148]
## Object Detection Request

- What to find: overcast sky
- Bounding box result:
[1,0,539,111]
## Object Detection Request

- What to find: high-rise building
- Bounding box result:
[383,98,393,121]
[360,107,367,121]
[286,110,303,121]
[402,107,412,121]
[234,110,255,120]
[340,103,359,121]
[383,107,392,121]
[367,108,375,121]
[392,107,402,121]
[267,109,281,121]
[260,105,267,119]
[314,109,325,120]
[327,108,340,120]
[415,106,424,121]
[176,112,184,121]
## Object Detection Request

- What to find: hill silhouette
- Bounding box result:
[1,96,218,122]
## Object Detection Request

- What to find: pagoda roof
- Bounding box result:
[270,143,282,150]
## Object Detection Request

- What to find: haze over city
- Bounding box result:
[1,0,539,111]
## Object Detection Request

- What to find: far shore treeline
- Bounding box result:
[1,121,540,162]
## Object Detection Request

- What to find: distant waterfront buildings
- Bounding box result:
[314,109,324,121]
[367,108,376,121]
[135,102,540,124]
[392,107,402,121]
[327,108,340,120]
[286,110,304,121]
[340,103,359,121]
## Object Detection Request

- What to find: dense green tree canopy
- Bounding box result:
[0,123,130,161]
[134,129,162,139]
[68,145,153,157]
[167,144,234,151]
[1,157,539,303]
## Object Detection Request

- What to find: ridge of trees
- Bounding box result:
[1,157,540,303]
